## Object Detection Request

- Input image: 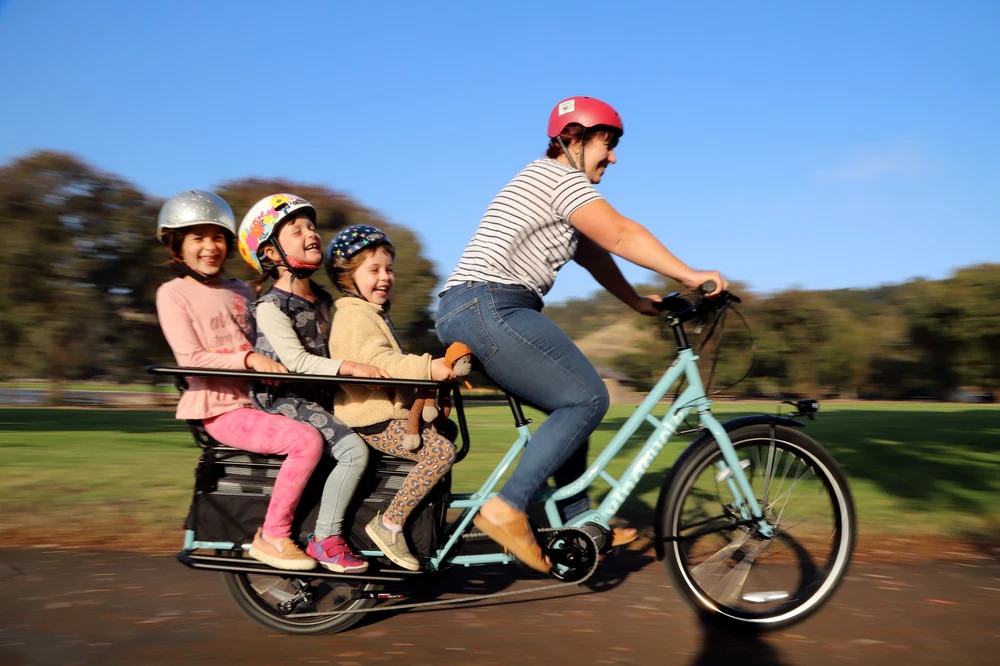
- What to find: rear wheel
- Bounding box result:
[657,424,855,630]
[221,557,383,635]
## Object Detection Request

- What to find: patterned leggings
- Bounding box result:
[360,419,456,526]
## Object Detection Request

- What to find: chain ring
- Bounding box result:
[542,527,600,582]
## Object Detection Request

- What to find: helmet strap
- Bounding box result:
[557,136,584,173]
[334,274,391,310]
[285,260,319,280]
[178,261,222,284]
[268,241,320,279]
[335,275,362,299]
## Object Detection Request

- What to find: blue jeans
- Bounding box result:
[436,282,609,514]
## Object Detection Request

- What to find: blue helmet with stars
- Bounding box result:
[325,224,393,294]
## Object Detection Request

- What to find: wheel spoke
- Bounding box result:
[689,531,758,606]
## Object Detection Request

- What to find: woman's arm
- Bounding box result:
[572,235,646,311]
[569,199,726,295]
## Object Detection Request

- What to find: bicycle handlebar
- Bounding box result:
[653,286,742,326]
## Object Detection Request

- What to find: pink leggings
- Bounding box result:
[203,408,323,539]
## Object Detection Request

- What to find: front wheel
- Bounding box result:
[657,424,855,630]
[221,561,384,635]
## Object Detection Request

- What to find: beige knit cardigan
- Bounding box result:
[329,297,433,428]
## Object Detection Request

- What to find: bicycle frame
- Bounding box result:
[150,292,770,574]
[431,342,767,571]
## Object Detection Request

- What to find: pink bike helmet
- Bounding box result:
[547,96,624,138]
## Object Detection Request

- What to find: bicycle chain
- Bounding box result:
[287,527,601,618]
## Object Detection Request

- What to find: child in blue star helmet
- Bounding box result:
[324,224,457,571]
[325,224,393,297]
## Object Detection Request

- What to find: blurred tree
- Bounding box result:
[942,264,1000,397]
[749,290,845,397]
[897,278,962,399]
[822,288,906,399]
[0,151,163,382]
[1,149,996,403]
[866,321,922,399]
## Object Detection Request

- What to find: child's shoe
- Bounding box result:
[306,534,369,573]
[364,513,420,571]
[248,528,317,571]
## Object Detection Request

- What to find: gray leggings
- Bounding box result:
[267,398,369,539]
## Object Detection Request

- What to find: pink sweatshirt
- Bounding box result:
[155,277,256,420]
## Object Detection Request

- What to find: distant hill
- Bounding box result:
[523,264,1000,400]
[545,280,684,371]
[545,279,674,366]
[572,318,655,366]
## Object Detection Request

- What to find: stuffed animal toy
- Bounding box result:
[403,342,474,451]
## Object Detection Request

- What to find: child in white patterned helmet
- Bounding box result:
[237,194,390,573]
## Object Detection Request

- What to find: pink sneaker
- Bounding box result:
[306,535,369,573]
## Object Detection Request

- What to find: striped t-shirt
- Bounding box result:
[441,158,603,298]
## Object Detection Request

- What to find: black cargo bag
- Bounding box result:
[183,438,451,561]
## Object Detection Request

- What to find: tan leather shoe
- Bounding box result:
[474,507,551,573]
[610,527,638,548]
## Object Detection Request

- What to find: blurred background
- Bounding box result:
[0,1,996,403]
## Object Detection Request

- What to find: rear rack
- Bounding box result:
[146,365,472,463]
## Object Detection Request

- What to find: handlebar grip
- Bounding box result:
[701,280,717,293]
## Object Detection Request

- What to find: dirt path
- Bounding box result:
[1,544,997,666]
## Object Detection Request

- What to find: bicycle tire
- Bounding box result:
[221,564,382,635]
[657,424,855,630]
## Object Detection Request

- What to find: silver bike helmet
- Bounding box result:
[157,190,237,245]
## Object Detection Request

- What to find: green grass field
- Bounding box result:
[1,402,997,553]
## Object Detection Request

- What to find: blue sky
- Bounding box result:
[1,0,997,303]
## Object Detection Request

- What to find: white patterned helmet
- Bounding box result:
[237,193,317,273]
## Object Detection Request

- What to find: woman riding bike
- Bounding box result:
[435,96,728,572]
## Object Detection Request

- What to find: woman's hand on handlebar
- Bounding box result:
[682,271,728,296]
[633,294,664,317]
